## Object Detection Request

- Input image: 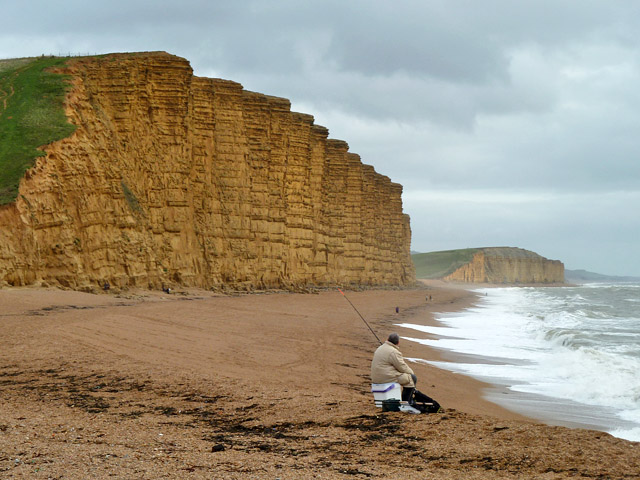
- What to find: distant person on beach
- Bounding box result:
[371,332,417,402]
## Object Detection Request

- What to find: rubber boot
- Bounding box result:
[401,387,415,404]
[400,387,421,414]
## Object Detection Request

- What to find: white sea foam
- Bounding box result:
[399,283,640,441]
[609,427,640,442]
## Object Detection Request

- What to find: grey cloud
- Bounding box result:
[406,190,640,275]
[6,0,639,126]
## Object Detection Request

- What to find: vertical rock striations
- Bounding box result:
[0,52,414,290]
[443,247,564,284]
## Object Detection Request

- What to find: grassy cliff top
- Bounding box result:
[411,248,480,279]
[0,56,76,205]
[411,247,552,279]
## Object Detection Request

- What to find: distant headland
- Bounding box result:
[412,247,565,285]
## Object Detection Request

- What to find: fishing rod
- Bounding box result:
[338,288,382,345]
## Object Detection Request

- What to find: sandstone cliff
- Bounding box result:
[0,52,414,291]
[443,247,564,284]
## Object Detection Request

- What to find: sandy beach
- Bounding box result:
[1,283,639,479]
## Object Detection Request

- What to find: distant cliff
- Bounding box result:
[413,247,564,284]
[444,248,564,284]
[0,52,414,291]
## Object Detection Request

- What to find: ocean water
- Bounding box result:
[398,283,640,442]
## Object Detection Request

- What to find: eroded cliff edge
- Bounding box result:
[443,248,564,284]
[0,52,414,290]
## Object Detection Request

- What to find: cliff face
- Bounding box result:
[444,248,564,284]
[0,52,414,290]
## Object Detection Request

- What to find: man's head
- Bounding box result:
[388,332,400,345]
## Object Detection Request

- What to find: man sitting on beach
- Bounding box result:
[371,332,417,404]
[371,333,442,413]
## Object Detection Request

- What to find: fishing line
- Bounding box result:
[338,288,382,345]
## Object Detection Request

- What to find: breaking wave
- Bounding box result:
[399,283,640,441]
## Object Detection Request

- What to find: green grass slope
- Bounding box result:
[411,248,480,279]
[0,56,76,205]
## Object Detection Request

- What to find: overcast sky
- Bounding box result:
[3,0,639,276]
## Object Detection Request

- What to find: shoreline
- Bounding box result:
[1,284,638,478]
[374,280,533,422]
[402,280,640,440]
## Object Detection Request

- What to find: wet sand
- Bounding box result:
[1,283,639,479]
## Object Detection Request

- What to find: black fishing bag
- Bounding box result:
[412,389,442,414]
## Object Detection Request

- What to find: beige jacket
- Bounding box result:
[371,340,415,387]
